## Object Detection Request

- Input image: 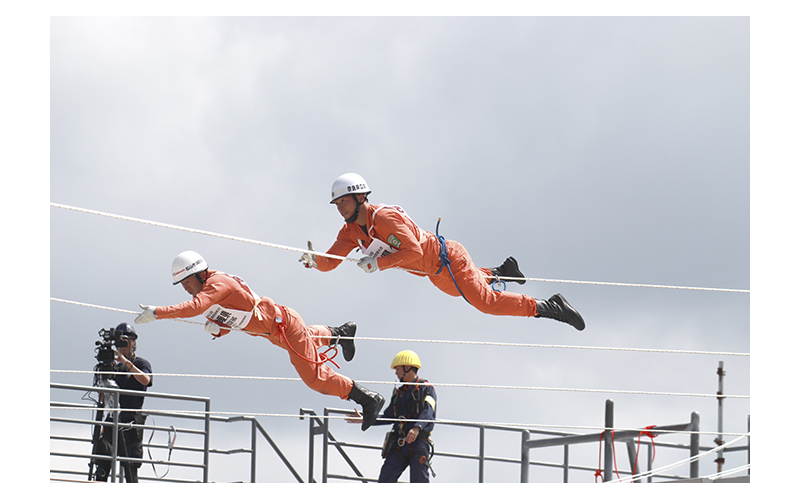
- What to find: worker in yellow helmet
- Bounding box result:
[347,350,437,482]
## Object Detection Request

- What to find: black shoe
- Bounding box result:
[348,382,386,431]
[491,256,526,285]
[535,293,585,331]
[330,322,357,362]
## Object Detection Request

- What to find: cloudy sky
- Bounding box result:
[18,6,791,489]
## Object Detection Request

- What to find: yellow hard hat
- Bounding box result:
[391,350,421,369]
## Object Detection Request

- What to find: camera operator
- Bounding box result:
[92,322,153,483]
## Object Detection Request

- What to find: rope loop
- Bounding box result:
[632,425,658,478]
[274,307,341,369]
[595,430,622,482]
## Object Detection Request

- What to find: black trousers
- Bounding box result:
[378,439,431,483]
[92,420,144,483]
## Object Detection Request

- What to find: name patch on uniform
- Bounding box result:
[388,234,402,249]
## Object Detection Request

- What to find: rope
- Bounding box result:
[50,202,356,263]
[632,425,657,477]
[50,202,749,293]
[47,405,751,438]
[49,298,750,358]
[50,202,751,481]
[434,218,471,304]
[273,305,341,369]
[512,277,749,294]
[605,434,749,483]
[700,463,750,481]
[595,425,657,482]
[50,370,749,400]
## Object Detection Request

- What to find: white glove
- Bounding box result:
[135,304,157,324]
[358,256,379,273]
[299,241,317,268]
[204,320,221,337]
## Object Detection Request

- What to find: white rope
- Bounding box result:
[700,463,750,481]
[606,434,749,483]
[47,405,750,438]
[50,369,749,400]
[50,202,355,263]
[50,202,751,479]
[49,297,750,358]
[50,202,749,293]
[516,277,748,294]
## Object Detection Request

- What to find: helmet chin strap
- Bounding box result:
[345,194,363,224]
[399,366,415,381]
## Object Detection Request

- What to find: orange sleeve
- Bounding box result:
[155,274,232,319]
[316,226,359,272]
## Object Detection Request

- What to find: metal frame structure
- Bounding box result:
[310,401,748,483]
[51,384,749,483]
[50,382,303,483]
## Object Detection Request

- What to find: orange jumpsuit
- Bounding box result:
[155,270,353,399]
[316,204,538,317]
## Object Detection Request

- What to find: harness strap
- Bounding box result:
[434,218,471,305]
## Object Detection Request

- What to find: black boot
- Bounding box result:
[490,256,526,285]
[535,293,585,331]
[348,381,386,431]
[329,322,357,362]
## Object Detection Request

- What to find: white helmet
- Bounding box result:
[172,250,208,285]
[330,173,371,203]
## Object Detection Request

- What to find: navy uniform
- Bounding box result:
[374,351,437,483]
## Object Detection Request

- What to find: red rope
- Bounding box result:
[595,430,622,482]
[595,432,605,482]
[274,306,341,369]
[631,425,657,478]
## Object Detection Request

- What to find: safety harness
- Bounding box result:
[434,218,471,306]
[382,378,436,476]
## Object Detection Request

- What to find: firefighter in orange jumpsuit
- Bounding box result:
[135,250,385,430]
[300,173,585,331]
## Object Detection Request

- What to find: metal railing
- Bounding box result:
[50,382,305,483]
[50,382,212,482]
[52,385,749,483]
[522,399,702,482]
[306,400,749,483]
[304,407,580,483]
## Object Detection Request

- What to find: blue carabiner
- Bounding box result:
[492,279,507,292]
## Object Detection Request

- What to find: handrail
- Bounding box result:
[50,382,211,483]
[50,382,305,483]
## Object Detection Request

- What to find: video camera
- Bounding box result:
[94,327,129,374]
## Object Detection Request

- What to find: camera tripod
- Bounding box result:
[87,366,135,482]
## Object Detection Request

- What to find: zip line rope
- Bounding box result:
[49,297,750,358]
[47,405,751,439]
[49,369,749,400]
[50,203,751,480]
[50,202,750,294]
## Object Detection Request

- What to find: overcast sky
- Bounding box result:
[15,6,791,490]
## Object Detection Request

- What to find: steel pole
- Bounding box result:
[715,361,726,474]
[604,400,614,482]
